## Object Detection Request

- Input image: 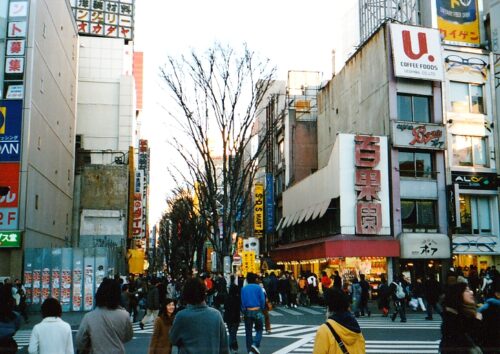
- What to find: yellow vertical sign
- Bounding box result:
[254,183,264,236]
[0,107,6,134]
[241,251,256,276]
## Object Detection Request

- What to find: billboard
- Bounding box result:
[71,0,134,40]
[0,162,20,230]
[437,0,480,47]
[0,100,22,161]
[254,183,264,236]
[390,24,444,81]
[391,122,446,150]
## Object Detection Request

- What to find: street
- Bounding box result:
[15,303,441,354]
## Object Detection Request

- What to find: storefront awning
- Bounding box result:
[400,233,450,259]
[275,217,285,231]
[271,235,400,262]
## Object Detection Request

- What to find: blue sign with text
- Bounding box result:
[0,100,22,162]
[265,173,274,233]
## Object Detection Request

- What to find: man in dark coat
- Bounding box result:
[223,276,241,353]
[423,274,442,320]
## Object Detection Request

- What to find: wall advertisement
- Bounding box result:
[254,183,264,236]
[390,24,444,82]
[437,0,480,47]
[391,122,446,150]
[0,162,20,231]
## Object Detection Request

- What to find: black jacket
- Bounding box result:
[223,284,241,324]
[439,307,483,353]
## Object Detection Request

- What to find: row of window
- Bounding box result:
[397,81,484,122]
[402,195,492,235]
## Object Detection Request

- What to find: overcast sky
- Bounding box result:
[133,0,356,224]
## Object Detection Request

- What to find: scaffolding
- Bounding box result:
[359,0,420,45]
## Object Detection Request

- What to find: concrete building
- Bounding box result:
[0,0,78,278]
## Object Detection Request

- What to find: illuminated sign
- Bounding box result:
[390,24,444,81]
[254,183,264,236]
[392,122,446,150]
[437,0,480,47]
[452,172,498,190]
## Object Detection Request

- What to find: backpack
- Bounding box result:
[393,282,405,299]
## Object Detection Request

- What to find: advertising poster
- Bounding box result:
[0,100,23,162]
[32,268,41,305]
[0,162,20,230]
[50,248,62,300]
[437,0,480,47]
[23,248,33,305]
[72,249,83,311]
[41,267,50,302]
[61,248,73,312]
[254,183,264,236]
[83,261,94,311]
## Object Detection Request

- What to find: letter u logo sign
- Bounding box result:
[402,30,432,61]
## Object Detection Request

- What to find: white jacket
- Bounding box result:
[28,317,74,354]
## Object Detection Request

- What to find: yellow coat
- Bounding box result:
[313,319,366,354]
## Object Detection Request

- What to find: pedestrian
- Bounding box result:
[224,275,241,353]
[277,273,289,307]
[423,274,442,320]
[120,284,132,315]
[203,273,215,307]
[298,275,310,306]
[268,272,278,304]
[410,277,426,312]
[320,271,332,291]
[140,279,160,330]
[313,287,366,353]
[14,279,28,323]
[359,274,371,317]
[214,273,228,310]
[0,284,20,354]
[307,272,319,305]
[351,277,362,317]
[439,282,483,353]
[148,298,176,354]
[241,272,265,354]
[377,274,390,317]
[389,275,407,322]
[477,280,500,353]
[170,277,229,354]
[289,274,299,308]
[28,298,73,354]
[75,278,133,354]
[332,271,342,290]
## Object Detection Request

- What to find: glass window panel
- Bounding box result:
[397,95,412,121]
[415,152,432,178]
[413,96,431,123]
[470,85,484,114]
[453,135,473,166]
[401,200,416,226]
[477,197,491,233]
[417,201,436,226]
[472,137,487,166]
[399,152,415,177]
[459,195,472,234]
[450,82,469,113]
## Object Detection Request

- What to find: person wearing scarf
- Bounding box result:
[313,287,365,353]
[440,282,484,353]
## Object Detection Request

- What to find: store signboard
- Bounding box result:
[265,173,274,233]
[437,0,480,47]
[70,0,134,40]
[391,122,446,150]
[0,162,20,230]
[451,172,498,190]
[0,1,8,98]
[390,24,444,82]
[0,100,23,162]
[0,230,21,247]
[254,183,264,236]
[400,233,450,259]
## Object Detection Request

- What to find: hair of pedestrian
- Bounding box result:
[95,278,121,309]
[246,272,258,284]
[182,277,207,305]
[41,297,62,318]
[442,282,468,310]
[325,288,350,313]
[0,285,15,321]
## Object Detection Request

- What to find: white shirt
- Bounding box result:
[28,317,74,354]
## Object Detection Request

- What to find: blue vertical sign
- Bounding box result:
[265,173,274,233]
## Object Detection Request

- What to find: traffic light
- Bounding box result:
[0,186,10,197]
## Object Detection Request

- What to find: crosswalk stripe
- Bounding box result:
[297,307,323,315]
[268,310,284,316]
[279,308,303,315]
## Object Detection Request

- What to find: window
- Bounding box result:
[452,135,488,167]
[450,82,484,114]
[277,139,284,163]
[401,199,437,232]
[399,151,434,178]
[397,94,431,122]
[458,195,491,235]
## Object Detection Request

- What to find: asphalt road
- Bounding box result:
[15,303,442,354]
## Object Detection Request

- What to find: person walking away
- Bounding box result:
[120,284,132,316]
[140,279,160,330]
[389,276,407,322]
[411,277,426,312]
[148,298,176,354]
[377,275,390,317]
[313,288,366,354]
[76,278,133,354]
[204,273,215,307]
[0,285,20,354]
[214,273,228,310]
[320,271,332,292]
[268,272,279,305]
[423,274,442,320]
[359,274,371,317]
[298,276,310,306]
[277,273,289,307]
[14,279,28,323]
[224,276,241,353]
[241,272,265,354]
[28,298,73,354]
[170,277,229,354]
[332,271,342,290]
[477,280,500,353]
[307,273,319,305]
[289,274,299,308]
[440,282,483,353]
[351,277,362,318]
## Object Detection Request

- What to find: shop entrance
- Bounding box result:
[400,259,443,283]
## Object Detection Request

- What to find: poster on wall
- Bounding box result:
[32,268,41,305]
[60,248,72,312]
[72,248,83,312]
[437,0,480,47]
[83,262,94,311]
[41,267,50,302]
[23,249,33,305]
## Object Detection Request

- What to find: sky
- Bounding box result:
[133,0,356,225]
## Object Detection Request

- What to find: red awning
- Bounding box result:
[271,235,400,262]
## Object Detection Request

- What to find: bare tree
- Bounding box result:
[160,43,276,269]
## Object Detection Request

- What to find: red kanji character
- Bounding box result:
[355,135,380,168]
[77,22,88,32]
[11,4,26,15]
[9,41,22,54]
[120,27,130,37]
[355,170,381,201]
[8,59,22,72]
[448,30,457,39]
[470,32,479,41]
[356,202,382,235]
[459,31,468,40]
[9,23,23,36]
[91,23,103,34]
[106,26,116,35]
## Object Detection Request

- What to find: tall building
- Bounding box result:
[0,0,78,278]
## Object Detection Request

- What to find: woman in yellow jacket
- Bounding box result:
[313,288,365,354]
[148,298,176,354]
